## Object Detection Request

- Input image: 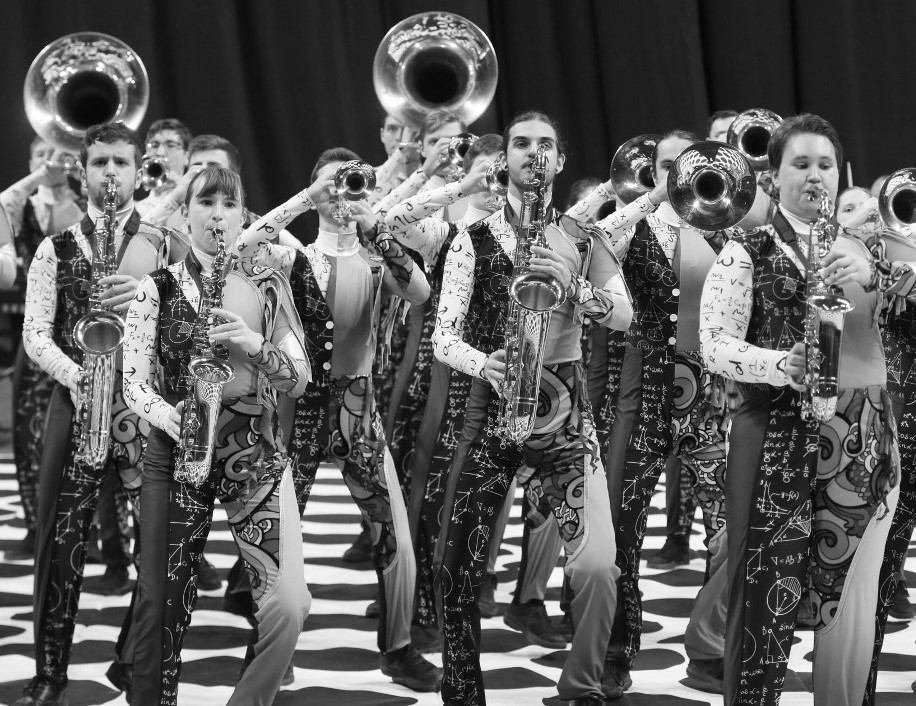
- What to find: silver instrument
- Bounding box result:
[609,134,660,204]
[668,142,757,230]
[726,108,783,172]
[175,228,237,487]
[74,178,124,468]
[878,168,916,237]
[140,155,170,190]
[332,160,377,225]
[444,132,478,178]
[485,152,509,210]
[24,32,149,153]
[373,12,498,130]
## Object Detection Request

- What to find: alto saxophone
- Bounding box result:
[802,188,854,422]
[74,178,125,468]
[174,228,238,487]
[496,144,567,443]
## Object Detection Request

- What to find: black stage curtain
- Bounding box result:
[2,0,913,238]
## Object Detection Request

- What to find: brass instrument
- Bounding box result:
[140,155,170,190]
[73,178,124,468]
[802,188,854,422]
[331,160,377,225]
[24,32,149,153]
[444,132,478,178]
[373,12,498,130]
[175,228,237,487]
[726,109,783,172]
[609,134,660,204]
[47,152,78,176]
[668,142,756,230]
[878,168,916,237]
[485,152,509,210]
[496,144,566,443]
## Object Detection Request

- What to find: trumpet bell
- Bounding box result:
[668,142,756,230]
[610,134,660,205]
[141,155,170,190]
[334,160,377,201]
[374,12,498,130]
[726,108,783,171]
[24,33,149,154]
[879,168,916,237]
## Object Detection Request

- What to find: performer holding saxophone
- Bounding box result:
[231,148,442,693]
[433,111,632,705]
[699,114,900,706]
[114,166,311,706]
[16,122,169,706]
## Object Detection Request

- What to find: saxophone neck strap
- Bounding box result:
[78,208,140,266]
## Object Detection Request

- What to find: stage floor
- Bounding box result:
[0,459,913,705]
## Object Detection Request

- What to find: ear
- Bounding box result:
[134,168,142,191]
[80,169,88,194]
[555,153,566,174]
[180,204,188,220]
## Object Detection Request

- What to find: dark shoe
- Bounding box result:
[5,529,35,560]
[684,658,724,694]
[83,566,132,596]
[410,622,441,654]
[479,572,502,618]
[105,661,132,702]
[553,611,574,642]
[343,525,373,563]
[379,645,442,692]
[795,590,817,629]
[647,535,689,569]
[365,598,380,618]
[568,696,606,705]
[503,600,567,649]
[601,662,632,700]
[889,581,915,620]
[13,677,68,705]
[223,588,255,620]
[197,556,222,591]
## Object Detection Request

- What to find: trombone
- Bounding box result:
[610,134,660,205]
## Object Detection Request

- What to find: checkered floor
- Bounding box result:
[0,458,913,705]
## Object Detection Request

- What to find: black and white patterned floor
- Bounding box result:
[0,458,913,705]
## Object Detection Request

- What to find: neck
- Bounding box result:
[315,227,360,257]
[191,244,215,275]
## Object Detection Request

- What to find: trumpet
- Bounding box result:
[878,168,916,238]
[610,134,659,204]
[726,109,783,172]
[485,153,509,210]
[443,132,478,177]
[140,155,170,190]
[46,152,78,176]
[332,160,377,224]
[667,142,756,230]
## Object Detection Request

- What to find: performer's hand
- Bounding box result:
[529,246,573,292]
[68,371,83,409]
[459,158,490,196]
[422,138,452,178]
[820,249,872,288]
[307,175,335,205]
[647,179,669,207]
[348,200,379,236]
[784,342,806,392]
[166,165,205,207]
[483,349,507,392]
[165,401,183,442]
[98,274,140,312]
[837,196,880,237]
[208,307,264,355]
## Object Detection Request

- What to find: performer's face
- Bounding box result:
[189,149,232,170]
[81,140,141,210]
[772,133,839,221]
[30,140,72,187]
[653,136,693,186]
[505,119,565,197]
[420,120,464,161]
[184,183,243,255]
[313,161,342,222]
[707,116,735,143]
[836,187,871,223]
[381,115,410,157]
[145,129,189,181]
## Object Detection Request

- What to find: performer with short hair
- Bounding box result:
[433,110,632,705]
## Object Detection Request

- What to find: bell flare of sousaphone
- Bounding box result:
[610,134,661,205]
[24,32,149,154]
[668,142,756,231]
[373,12,498,130]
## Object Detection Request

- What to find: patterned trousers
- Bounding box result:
[440,362,618,704]
[605,347,727,670]
[32,383,143,686]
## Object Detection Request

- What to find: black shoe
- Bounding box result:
[379,645,442,692]
[601,662,632,700]
[569,696,606,705]
[553,611,574,642]
[13,677,68,705]
[5,529,35,560]
[197,556,222,591]
[647,535,689,569]
[889,581,915,620]
[365,598,380,618]
[479,573,502,618]
[83,566,132,596]
[503,601,567,649]
[795,590,817,629]
[223,588,255,620]
[410,622,441,654]
[343,526,373,563]
[684,658,724,694]
[105,661,133,702]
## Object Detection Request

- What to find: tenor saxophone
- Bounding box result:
[802,188,854,422]
[74,178,124,468]
[174,228,237,487]
[496,144,567,443]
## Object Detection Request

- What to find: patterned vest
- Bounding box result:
[466,219,514,356]
[148,262,198,403]
[624,220,679,350]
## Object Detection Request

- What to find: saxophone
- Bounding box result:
[73,178,125,468]
[802,188,854,422]
[174,228,238,487]
[496,144,568,442]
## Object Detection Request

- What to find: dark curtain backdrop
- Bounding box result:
[2,0,913,238]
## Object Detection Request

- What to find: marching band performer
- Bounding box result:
[231,147,442,692]
[117,166,311,705]
[15,122,169,706]
[433,110,632,705]
[700,114,900,705]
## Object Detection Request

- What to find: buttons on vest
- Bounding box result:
[670,314,678,322]
[668,336,677,345]
[325,321,334,329]
[322,362,332,370]
[324,342,333,350]
[672,288,680,296]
